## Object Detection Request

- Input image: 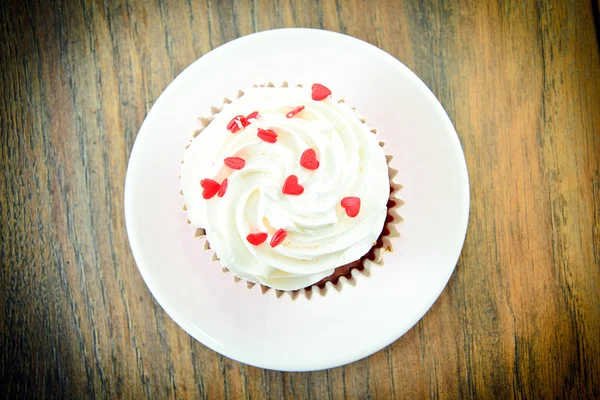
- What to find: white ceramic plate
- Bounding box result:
[125,29,469,371]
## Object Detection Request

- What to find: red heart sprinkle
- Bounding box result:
[247,232,268,245]
[286,106,305,118]
[300,149,319,170]
[217,178,228,197]
[246,111,259,120]
[282,175,304,195]
[311,83,331,101]
[240,117,251,127]
[224,157,245,170]
[270,228,287,247]
[257,128,278,143]
[227,115,246,133]
[341,197,361,217]
[200,178,220,199]
[226,118,237,131]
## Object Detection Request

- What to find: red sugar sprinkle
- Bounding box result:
[341,197,361,217]
[246,111,259,120]
[217,178,228,197]
[286,106,305,118]
[257,128,278,143]
[311,83,331,101]
[300,149,319,170]
[224,157,245,170]
[246,232,268,246]
[282,175,304,195]
[227,115,247,133]
[270,229,287,247]
[200,178,220,199]
[226,117,238,131]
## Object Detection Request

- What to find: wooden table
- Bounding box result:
[2,0,599,398]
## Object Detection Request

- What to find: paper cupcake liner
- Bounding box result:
[180,82,403,300]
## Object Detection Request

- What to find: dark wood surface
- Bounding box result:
[1,0,599,398]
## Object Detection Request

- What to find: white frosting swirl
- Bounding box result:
[181,87,389,290]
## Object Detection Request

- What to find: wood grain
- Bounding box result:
[1,0,599,398]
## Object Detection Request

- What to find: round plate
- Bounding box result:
[125,29,469,371]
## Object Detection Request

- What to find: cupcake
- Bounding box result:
[180,82,400,294]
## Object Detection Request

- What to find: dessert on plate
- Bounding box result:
[180,82,401,296]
